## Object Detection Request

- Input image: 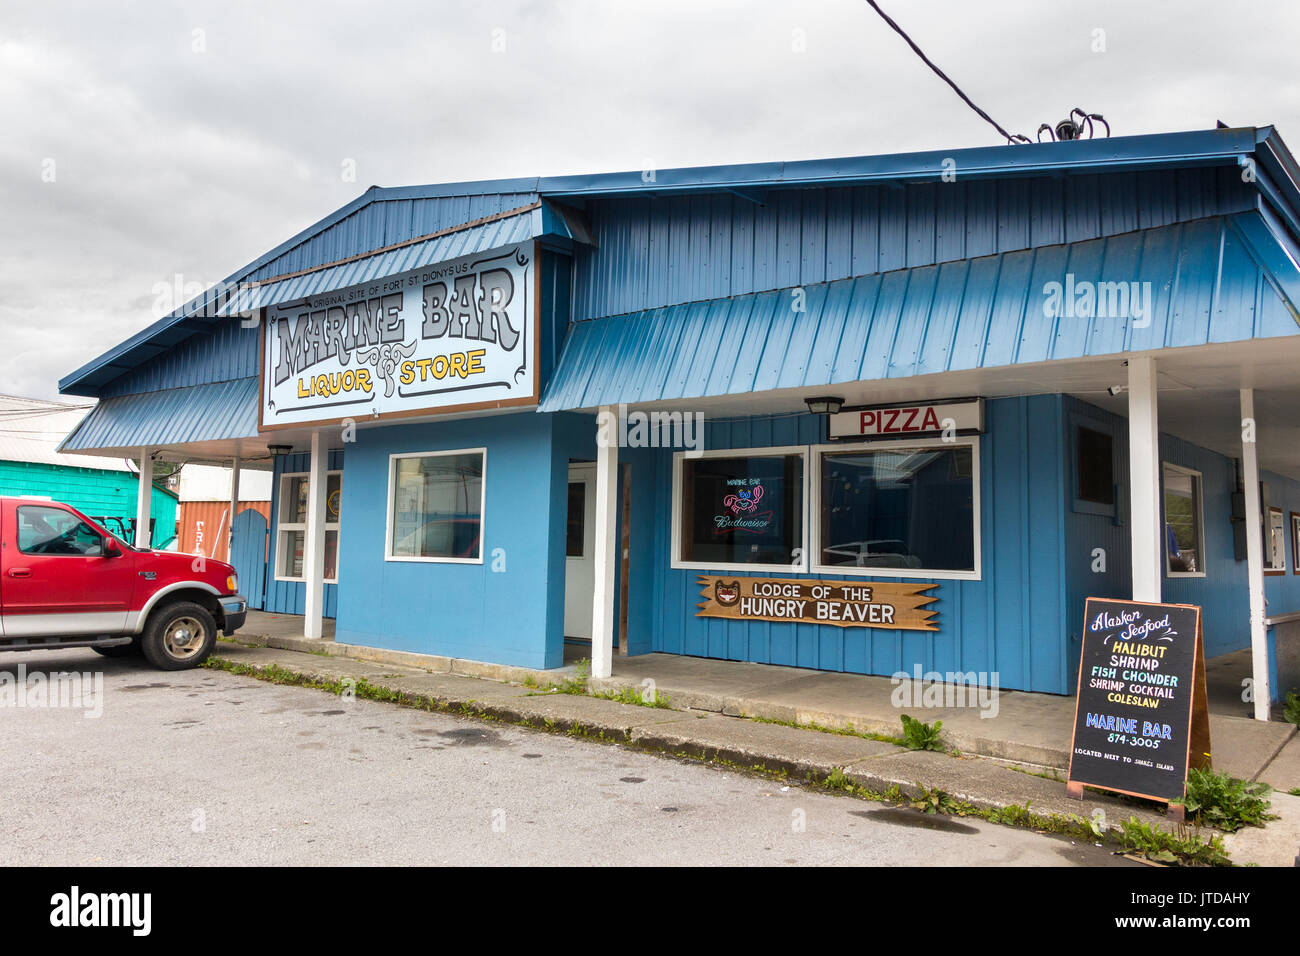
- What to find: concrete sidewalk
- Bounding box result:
[217,621,1300,865]
[236,611,1299,791]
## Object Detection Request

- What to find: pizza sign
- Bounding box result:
[829,399,983,440]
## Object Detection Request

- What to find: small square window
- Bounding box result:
[387,450,485,562]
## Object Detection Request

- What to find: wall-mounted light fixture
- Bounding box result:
[267,444,294,457]
[804,396,845,415]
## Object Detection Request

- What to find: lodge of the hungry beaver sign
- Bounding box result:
[259,241,537,428]
[1067,598,1211,806]
[696,575,938,630]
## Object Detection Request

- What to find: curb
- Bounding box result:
[208,643,1182,842]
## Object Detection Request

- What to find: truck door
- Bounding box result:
[1,502,137,637]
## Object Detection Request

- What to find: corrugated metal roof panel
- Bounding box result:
[216,207,540,316]
[60,191,548,396]
[60,378,259,453]
[540,213,1300,411]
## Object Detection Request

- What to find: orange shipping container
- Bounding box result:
[175,500,271,563]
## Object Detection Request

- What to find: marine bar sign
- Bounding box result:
[696,576,938,631]
[260,241,537,429]
[828,398,984,441]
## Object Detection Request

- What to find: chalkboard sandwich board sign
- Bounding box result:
[1067,598,1211,808]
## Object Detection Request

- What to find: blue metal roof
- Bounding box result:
[59,378,260,452]
[60,126,1300,398]
[59,193,558,396]
[540,211,1300,411]
[215,204,542,316]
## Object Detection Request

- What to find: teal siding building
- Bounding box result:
[0,395,178,547]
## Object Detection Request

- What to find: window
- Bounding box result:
[386,449,485,563]
[1266,506,1287,574]
[815,440,979,578]
[673,448,806,571]
[1291,512,1300,575]
[1162,463,1204,576]
[1076,425,1115,509]
[566,482,586,557]
[17,506,105,556]
[276,471,342,582]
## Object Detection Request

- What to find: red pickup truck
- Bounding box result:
[0,496,246,669]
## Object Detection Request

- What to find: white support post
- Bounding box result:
[1128,357,1162,603]
[591,405,619,679]
[1240,388,1272,721]
[227,455,241,561]
[135,447,153,549]
[303,432,328,640]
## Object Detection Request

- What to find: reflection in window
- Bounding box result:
[276,471,342,582]
[819,445,975,573]
[1163,464,1203,574]
[390,452,484,560]
[17,506,104,556]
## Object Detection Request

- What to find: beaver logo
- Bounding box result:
[714,580,741,607]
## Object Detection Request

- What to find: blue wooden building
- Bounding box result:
[57,127,1300,714]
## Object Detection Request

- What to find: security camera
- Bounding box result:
[1107,385,1127,396]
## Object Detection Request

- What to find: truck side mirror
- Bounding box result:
[102,538,121,558]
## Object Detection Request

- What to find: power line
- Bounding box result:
[862,0,1027,145]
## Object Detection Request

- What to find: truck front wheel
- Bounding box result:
[140,601,217,670]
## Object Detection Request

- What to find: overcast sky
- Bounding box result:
[3,0,1298,401]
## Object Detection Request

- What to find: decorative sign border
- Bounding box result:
[1067,597,1211,807]
[258,239,541,431]
[695,575,938,631]
[828,397,984,441]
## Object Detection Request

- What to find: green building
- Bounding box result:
[0,394,177,547]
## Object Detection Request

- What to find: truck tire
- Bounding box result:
[140,601,217,670]
[92,638,141,658]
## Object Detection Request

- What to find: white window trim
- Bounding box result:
[670,444,810,574]
[810,437,982,581]
[275,470,342,584]
[1162,461,1207,579]
[385,447,487,565]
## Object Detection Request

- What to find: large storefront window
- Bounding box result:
[276,471,342,582]
[816,442,977,577]
[674,449,805,570]
[387,449,485,563]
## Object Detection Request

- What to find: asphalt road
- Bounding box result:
[1,649,1134,866]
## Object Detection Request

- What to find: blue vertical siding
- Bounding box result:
[572,168,1255,322]
[631,397,1070,694]
[1062,396,1300,689]
[100,320,259,398]
[328,412,595,668]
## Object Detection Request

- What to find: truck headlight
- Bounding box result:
[226,574,238,593]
